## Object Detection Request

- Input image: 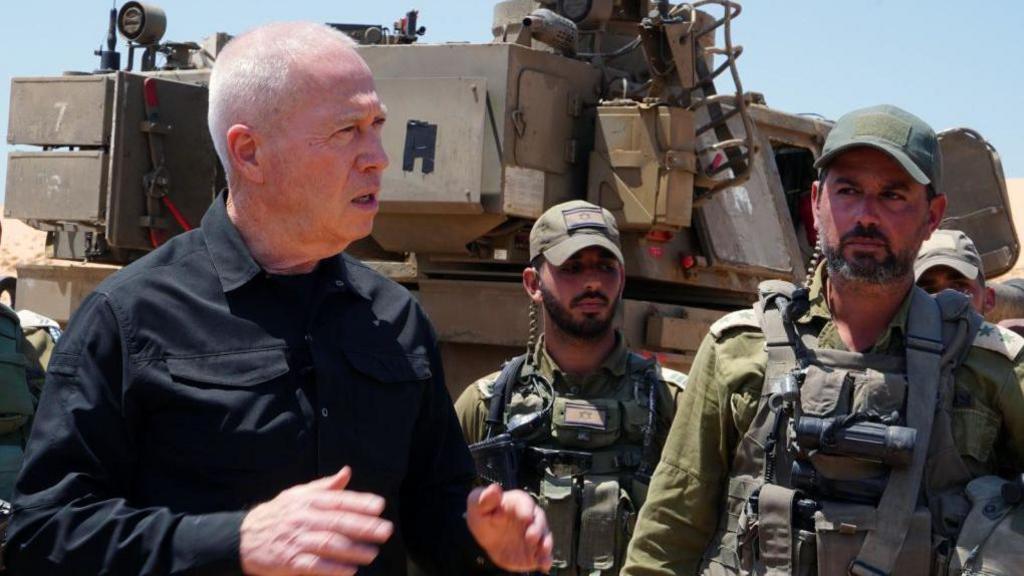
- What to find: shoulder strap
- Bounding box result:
[852,286,945,576]
[754,280,805,395]
[933,289,984,367]
[484,354,527,439]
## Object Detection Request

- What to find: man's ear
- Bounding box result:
[523,266,544,305]
[226,124,265,185]
[983,286,996,316]
[926,193,947,234]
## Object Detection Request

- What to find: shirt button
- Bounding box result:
[305,334,313,344]
[321,408,329,418]
[334,280,344,288]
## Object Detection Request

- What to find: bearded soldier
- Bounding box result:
[622,105,1024,576]
[455,200,687,575]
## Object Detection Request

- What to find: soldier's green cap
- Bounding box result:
[914,229,983,282]
[530,200,623,266]
[814,105,942,191]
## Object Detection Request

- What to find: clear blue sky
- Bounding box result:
[2,0,1022,203]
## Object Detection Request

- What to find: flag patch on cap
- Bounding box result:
[854,114,912,146]
[563,207,607,231]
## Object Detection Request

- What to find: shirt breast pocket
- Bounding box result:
[156,348,308,473]
[952,401,1002,468]
[343,350,431,482]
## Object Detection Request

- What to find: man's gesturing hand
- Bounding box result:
[240,466,393,576]
[466,484,554,573]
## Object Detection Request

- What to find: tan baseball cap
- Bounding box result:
[914,229,983,282]
[529,200,623,266]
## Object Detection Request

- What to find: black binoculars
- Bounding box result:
[793,415,916,467]
[790,460,887,505]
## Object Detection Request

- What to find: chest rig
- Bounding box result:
[701,281,981,576]
[475,352,662,575]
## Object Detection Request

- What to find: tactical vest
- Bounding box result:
[488,352,665,575]
[0,304,35,503]
[700,281,984,576]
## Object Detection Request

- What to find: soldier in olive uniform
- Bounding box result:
[622,106,1024,576]
[455,200,687,575]
[915,229,994,315]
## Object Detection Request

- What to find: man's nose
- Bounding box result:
[852,195,882,227]
[582,272,604,292]
[356,131,389,172]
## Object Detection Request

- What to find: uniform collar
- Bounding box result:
[800,262,912,353]
[533,330,630,384]
[201,190,368,299]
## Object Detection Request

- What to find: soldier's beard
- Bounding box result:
[540,284,618,341]
[821,223,916,285]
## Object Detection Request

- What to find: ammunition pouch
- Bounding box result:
[813,501,931,576]
[542,471,578,570]
[735,485,816,576]
[949,475,1024,575]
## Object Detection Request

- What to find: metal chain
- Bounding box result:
[526,301,539,367]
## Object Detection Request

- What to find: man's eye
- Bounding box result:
[373,117,387,127]
[881,191,906,201]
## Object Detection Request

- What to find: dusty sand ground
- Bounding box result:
[997,179,1024,280]
[0,206,47,279]
[2,180,1023,279]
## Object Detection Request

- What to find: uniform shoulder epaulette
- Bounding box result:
[658,366,688,391]
[971,322,1024,361]
[16,309,59,330]
[709,308,761,340]
[474,372,501,400]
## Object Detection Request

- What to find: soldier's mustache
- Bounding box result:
[839,225,891,250]
[571,291,610,307]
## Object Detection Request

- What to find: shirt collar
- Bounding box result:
[800,262,913,352]
[201,190,263,293]
[533,330,630,384]
[332,254,375,301]
[201,190,370,298]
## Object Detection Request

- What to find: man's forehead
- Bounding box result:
[824,158,921,193]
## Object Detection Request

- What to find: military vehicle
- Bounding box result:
[4,0,1019,396]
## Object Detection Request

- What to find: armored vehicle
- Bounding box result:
[4,0,1018,396]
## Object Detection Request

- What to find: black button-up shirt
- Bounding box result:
[7,193,487,575]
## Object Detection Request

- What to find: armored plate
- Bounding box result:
[374,76,488,213]
[937,128,1019,277]
[7,76,113,147]
[5,151,107,222]
[106,72,219,252]
[695,117,803,278]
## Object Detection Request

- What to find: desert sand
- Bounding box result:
[0,205,47,279]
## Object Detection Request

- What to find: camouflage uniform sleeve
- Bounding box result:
[654,366,687,447]
[963,323,1024,473]
[994,342,1024,472]
[623,323,766,576]
[453,372,499,445]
